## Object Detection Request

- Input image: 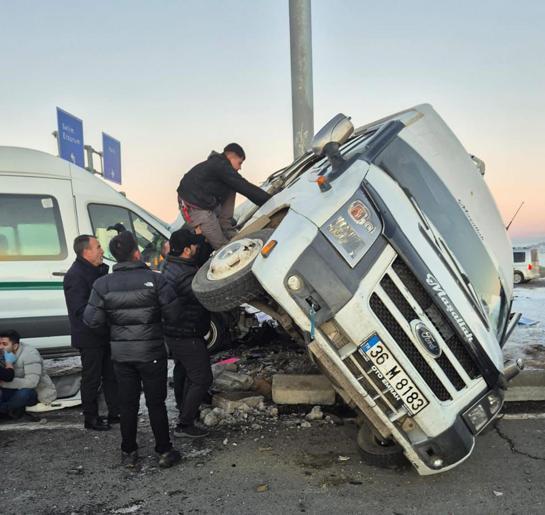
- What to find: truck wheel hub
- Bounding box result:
[207,238,263,281]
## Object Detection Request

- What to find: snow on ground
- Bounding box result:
[503,278,545,369]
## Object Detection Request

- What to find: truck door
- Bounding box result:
[0,176,77,353]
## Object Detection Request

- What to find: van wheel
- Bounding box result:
[205,313,231,354]
[193,229,275,312]
[356,421,406,468]
[513,271,524,285]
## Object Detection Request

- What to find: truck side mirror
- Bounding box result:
[311,114,354,157]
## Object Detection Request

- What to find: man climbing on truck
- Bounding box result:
[177,143,271,249]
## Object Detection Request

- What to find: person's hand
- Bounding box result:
[3,351,16,364]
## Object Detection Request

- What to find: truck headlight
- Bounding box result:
[466,404,488,433]
[320,191,382,267]
[487,392,501,414]
[463,389,504,434]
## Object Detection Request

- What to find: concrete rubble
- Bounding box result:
[272,374,336,405]
[191,341,346,431]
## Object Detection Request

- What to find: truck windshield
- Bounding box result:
[375,136,509,339]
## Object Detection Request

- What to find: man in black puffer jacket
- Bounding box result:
[177,143,271,249]
[163,229,213,439]
[83,231,182,469]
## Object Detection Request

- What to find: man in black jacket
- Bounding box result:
[177,143,272,249]
[163,229,213,439]
[63,235,119,431]
[83,231,182,469]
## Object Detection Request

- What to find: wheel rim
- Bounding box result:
[514,273,522,284]
[207,238,264,281]
[205,321,218,350]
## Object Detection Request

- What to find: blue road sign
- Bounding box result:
[102,132,122,184]
[56,107,84,167]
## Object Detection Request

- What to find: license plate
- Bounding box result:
[360,334,429,415]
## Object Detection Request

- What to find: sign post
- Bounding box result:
[102,133,122,184]
[56,108,85,167]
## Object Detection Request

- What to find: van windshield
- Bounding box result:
[375,136,509,339]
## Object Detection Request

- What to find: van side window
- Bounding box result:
[0,194,67,261]
[88,204,132,262]
[131,214,166,270]
[88,204,166,270]
[513,251,526,263]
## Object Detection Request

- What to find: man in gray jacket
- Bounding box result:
[0,330,56,418]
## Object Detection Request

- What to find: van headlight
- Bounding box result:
[320,191,382,267]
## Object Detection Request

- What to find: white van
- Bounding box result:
[512,247,540,284]
[0,146,171,356]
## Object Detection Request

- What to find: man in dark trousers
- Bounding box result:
[63,235,119,431]
[177,143,272,249]
[163,228,213,439]
[83,231,182,469]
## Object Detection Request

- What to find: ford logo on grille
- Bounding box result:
[413,322,441,358]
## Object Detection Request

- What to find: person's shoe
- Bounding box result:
[107,415,121,425]
[121,450,139,469]
[173,424,209,439]
[157,449,181,469]
[84,417,111,431]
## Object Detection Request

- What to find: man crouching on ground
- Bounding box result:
[0,330,56,419]
[83,231,182,469]
[163,229,213,439]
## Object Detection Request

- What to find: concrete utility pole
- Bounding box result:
[289,0,314,159]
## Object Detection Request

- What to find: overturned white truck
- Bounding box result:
[193,104,522,475]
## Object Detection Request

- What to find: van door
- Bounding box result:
[0,176,77,354]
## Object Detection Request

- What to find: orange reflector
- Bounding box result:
[261,240,278,257]
[316,175,332,192]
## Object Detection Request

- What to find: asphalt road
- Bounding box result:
[1,408,544,514]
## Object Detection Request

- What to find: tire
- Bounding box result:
[193,229,275,312]
[513,271,524,285]
[205,313,231,354]
[356,420,407,468]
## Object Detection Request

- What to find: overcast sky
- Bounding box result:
[1,0,544,242]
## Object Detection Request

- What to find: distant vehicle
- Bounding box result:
[0,147,249,356]
[512,247,541,284]
[193,104,522,475]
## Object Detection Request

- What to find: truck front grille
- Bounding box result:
[370,293,452,401]
[391,258,480,379]
[366,255,483,403]
[379,275,465,391]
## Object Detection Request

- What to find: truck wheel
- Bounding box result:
[205,313,231,354]
[356,421,406,468]
[193,229,275,312]
[513,271,524,285]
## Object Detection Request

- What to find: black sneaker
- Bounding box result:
[173,424,209,439]
[84,417,111,431]
[121,450,139,468]
[108,415,121,425]
[7,408,25,420]
[158,449,181,469]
